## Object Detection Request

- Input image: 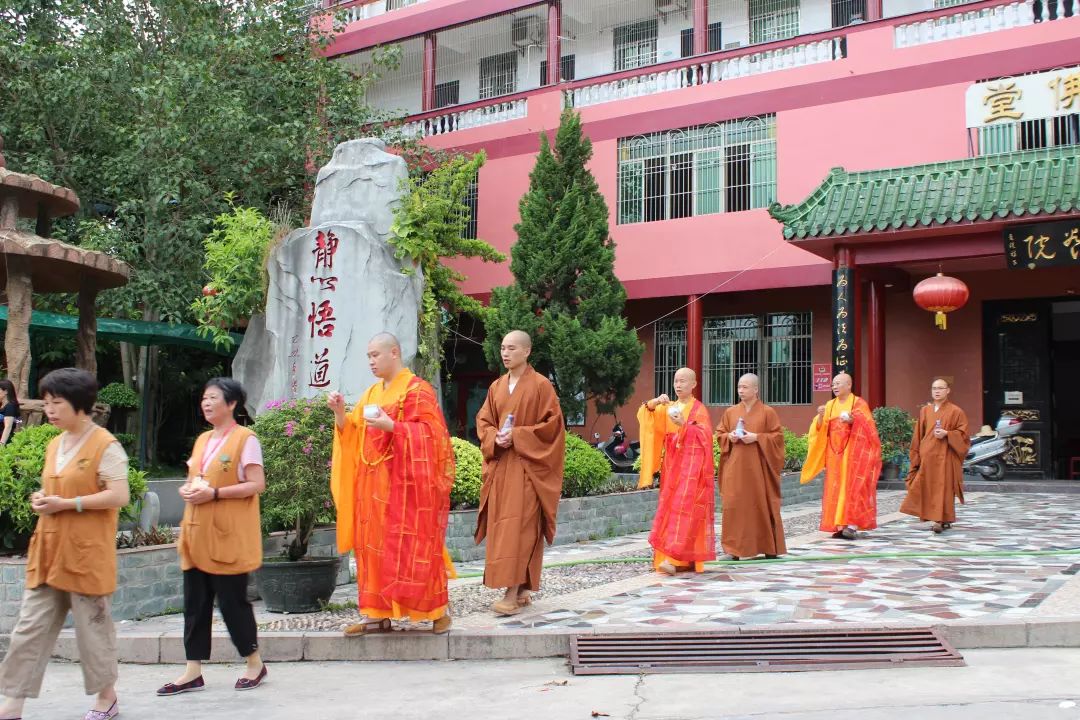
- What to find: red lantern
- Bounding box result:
[913,273,969,330]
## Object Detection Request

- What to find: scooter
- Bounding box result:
[963,415,1023,480]
[594,421,640,472]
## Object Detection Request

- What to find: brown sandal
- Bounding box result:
[343,618,392,637]
[491,599,521,616]
[516,592,533,607]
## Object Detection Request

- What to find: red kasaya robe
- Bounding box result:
[801,394,882,532]
[330,369,456,621]
[901,401,970,523]
[638,398,716,571]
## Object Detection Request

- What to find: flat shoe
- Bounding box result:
[516,593,532,607]
[83,700,119,720]
[840,527,857,540]
[931,522,944,534]
[657,560,678,575]
[432,614,452,634]
[235,664,268,691]
[343,618,392,637]
[491,599,521,616]
[157,676,205,696]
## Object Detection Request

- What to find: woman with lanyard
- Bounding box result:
[157,378,267,696]
[0,368,130,720]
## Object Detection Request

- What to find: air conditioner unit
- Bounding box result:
[511,15,541,48]
[656,0,689,12]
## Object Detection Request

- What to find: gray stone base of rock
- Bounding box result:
[4,617,1073,665]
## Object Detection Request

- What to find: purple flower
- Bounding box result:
[324,500,332,508]
[302,444,313,455]
[284,420,296,437]
[318,424,326,432]
[288,400,297,409]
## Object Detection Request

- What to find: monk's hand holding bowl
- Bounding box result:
[667,407,685,427]
[367,408,395,433]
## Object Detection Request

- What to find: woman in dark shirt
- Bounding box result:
[0,379,20,445]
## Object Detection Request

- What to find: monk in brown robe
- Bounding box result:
[901,378,971,533]
[638,367,716,575]
[475,330,565,616]
[716,374,787,560]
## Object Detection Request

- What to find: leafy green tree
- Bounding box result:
[389,152,504,383]
[484,110,642,419]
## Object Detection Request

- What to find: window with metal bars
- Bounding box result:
[679,22,724,57]
[613,19,658,72]
[461,177,478,240]
[434,80,459,109]
[658,313,812,405]
[972,114,1080,155]
[617,116,777,225]
[479,51,518,100]
[749,0,801,43]
[831,0,867,26]
[540,55,577,85]
[653,320,688,398]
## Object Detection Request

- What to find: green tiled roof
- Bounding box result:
[768,146,1080,240]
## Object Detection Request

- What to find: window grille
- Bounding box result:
[654,320,687,398]
[434,80,459,108]
[831,0,867,26]
[703,316,760,406]
[479,51,518,100]
[617,116,776,225]
[679,22,723,57]
[613,19,658,72]
[971,114,1080,155]
[660,312,813,405]
[461,177,479,240]
[763,313,813,405]
[749,0,800,44]
[540,55,577,85]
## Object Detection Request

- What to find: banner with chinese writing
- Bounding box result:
[832,268,854,380]
[1004,219,1080,270]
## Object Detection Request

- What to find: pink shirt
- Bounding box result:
[187,434,264,482]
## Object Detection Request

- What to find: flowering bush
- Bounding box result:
[253,397,335,561]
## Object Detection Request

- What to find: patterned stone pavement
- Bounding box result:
[492,493,1080,630]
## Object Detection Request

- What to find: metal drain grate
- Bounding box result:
[570,627,965,674]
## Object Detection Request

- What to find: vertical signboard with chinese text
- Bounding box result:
[832,268,854,381]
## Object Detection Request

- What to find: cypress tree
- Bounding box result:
[484,109,643,419]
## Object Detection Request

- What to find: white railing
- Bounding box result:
[398,98,528,138]
[894,0,1059,47]
[330,0,430,24]
[563,37,845,110]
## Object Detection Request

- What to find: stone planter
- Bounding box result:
[257,557,340,613]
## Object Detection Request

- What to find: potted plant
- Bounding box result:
[252,396,339,613]
[872,406,915,481]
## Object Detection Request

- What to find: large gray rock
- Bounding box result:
[234,139,422,414]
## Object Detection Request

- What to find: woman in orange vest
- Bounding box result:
[0,368,131,720]
[157,378,267,696]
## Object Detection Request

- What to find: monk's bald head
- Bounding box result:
[832,373,853,399]
[367,332,403,381]
[737,373,760,403]
[500,330,532,373]
[672,367,697,400]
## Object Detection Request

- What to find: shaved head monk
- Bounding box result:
[637,367,716,575]
[328,332,456,635]
[716,374,786,560]
[800,373,882,540]
[475,330,565,616]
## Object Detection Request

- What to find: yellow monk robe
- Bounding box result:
[801,394,882,532]
[901,401,970,524]
[330,368,456,621]
[637,399,715,572]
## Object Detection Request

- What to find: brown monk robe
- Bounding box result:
[901,378,971,533]
[716,374,787,560]
[475,331,565,616]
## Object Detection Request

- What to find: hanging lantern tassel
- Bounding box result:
[913,273,969,332]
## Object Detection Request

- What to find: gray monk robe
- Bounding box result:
[474,366,565,591]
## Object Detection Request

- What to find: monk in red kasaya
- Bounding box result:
[329,332,455,636]
[638,367,716,575]
[801,373,882,540]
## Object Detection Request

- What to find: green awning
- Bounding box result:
[768,146,1080,240]
[0,307,241,355]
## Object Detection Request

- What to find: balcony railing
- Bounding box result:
[564,37,846,110]
[398,97,529,138]
[324,0,430,24]
[894,0,1062,47]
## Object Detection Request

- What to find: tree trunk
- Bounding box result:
[75,285,99,376]
[4,256,33,399]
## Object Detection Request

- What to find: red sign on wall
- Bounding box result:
[813,363,832,392]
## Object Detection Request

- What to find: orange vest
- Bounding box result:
[25,427,120,596]
[178,427,263,575]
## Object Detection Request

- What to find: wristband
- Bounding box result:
[213,487,220,501]
[74,496,83,513]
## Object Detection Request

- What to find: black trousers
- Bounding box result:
[182,568,258,661]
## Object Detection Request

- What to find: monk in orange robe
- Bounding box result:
[638,367,715,575]
[475,331,565,616]
[901,378,970,533]
[800,373,881,540]
[329,332,455,636]
[716,373,787,560]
